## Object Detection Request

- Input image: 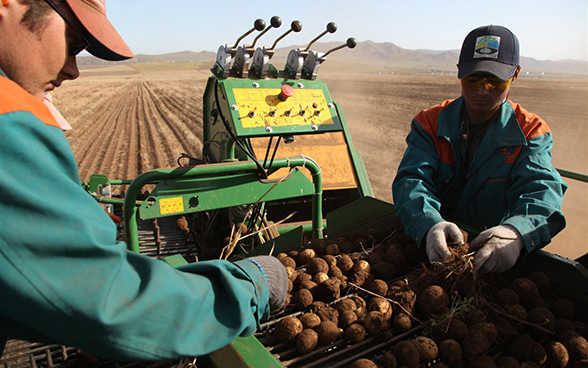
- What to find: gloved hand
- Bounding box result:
[246,256,288,311]
[470,225,524,274]
[426,221,464,261]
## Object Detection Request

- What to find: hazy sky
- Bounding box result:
[106,0,587,62]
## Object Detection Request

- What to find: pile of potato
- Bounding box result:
[271,229,588,368]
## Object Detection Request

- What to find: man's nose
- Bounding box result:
[61,55,80,81]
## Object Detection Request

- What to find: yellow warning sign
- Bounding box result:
[159,197,184,215]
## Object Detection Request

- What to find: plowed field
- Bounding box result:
[53,64,587,260]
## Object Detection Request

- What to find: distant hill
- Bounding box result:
[77,41,587,76]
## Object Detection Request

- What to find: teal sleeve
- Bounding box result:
[502,132,567,252]
[0,111,270,360]
[392,119,445,245]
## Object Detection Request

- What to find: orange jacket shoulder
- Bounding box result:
[0,76,60,129]
[507,100,551,139]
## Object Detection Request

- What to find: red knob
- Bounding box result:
[279,85,294,101]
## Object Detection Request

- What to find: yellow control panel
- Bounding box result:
[233,88,335,129]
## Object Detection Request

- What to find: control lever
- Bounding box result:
[232,19,269,78]
[213,18,265,78]
[252,20,302,79]
[284,22,337,80]
[302,37,357,80]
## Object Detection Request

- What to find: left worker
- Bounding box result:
[0,0,287,361]
[392,25,567,274]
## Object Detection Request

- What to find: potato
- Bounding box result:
[285,266,298,283]
[461,330,491,361]
[314,278,341,303]
[355,307,369,323]
[336,298,358,314]
[350,359,378,368]
[550,299,576,321]
[275,316,303,343]
[525,271,551,297]
[306,257,329,275]
[298,280,317,292]
[299,313,321,329]
[340,310,358,329]
[280,256,296,269]
[308,301,326,314]
[365,252,384,266]
[313,272,329,284]
[371,262,397,280]
[385,247,407,272]
[439,339,463,367]
[325,243,340,255]
[511,278,540,302]
[369,279,389,296]
[504,304,527,321]
[413,336,438,363]
[418,285,449,318]
[544,340,569,368]
[495,288,520,306]
[316,305,339,325]
[296,329,318,354]
[368,297,393,321]
[328,266,343,278]
[469,322,498,346]
[316,321,340,346]
[378,352,398,368]
[393,340,420,368]
[354,260,371,274]
[349,270,374,288]
[287,279,293,293]
[559,331,588,364]
[496,356,520,368]
[364,311,387,335]
[505,333,532,361]
[346,323,367,343]
[294,289,313,310]
[555,318,577,334]
[310,238,326,254]
[337,254,355,274]
[321,254,337,269]
[298,248,316,265]
[530,341,547,366]
[437,318,468,342]
[527,307,556,338]
[393,313,412,333]
[467,355,497,368]
[350,295,367,309]
[462,308,487,326]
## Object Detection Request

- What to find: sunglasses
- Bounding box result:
[461,75,513,91]
[44,0,91,56]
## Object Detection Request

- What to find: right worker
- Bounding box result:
[392,25,567,274]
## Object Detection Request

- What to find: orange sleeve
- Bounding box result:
[0,76,60,129]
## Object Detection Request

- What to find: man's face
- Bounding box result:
[0,1,85,100]
[460,68,520,122]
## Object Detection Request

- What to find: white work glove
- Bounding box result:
[470,225,524,274]
[426,221,464,262]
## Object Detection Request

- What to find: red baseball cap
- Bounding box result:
[64,0,134,61]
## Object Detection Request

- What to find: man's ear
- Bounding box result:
[512,65,522,82]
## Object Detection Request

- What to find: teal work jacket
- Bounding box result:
[392,97,567,252]
[0,73,270,361]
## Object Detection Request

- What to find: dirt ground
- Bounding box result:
[53,63,587,260]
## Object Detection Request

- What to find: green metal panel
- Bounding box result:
[333,101,373,198]
[163,254,189,268]
[199,336,283,368]
[230,225,305,260]
[327,196,397,238]
[138,168,315,220]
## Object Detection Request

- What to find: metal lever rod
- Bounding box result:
[233,18,266,48]
[251,16,282,49]
[304,22,337,51]
[270,20,303,50]
[322,37,357,58]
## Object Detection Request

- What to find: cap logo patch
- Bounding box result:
[474,35,500,59]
